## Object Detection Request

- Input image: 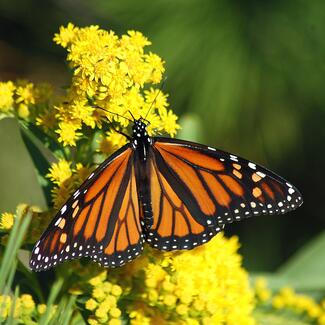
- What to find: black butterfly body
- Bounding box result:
[29,118,303,271]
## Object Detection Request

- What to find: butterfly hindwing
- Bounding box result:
[30,145,143,271]
[144,144,224,251]
[144,137,303,251]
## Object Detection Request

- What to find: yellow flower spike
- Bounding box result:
[193,299,205,312]
[176,304,188,316]
[129,310,151,325]
[16,83,35,105]
[46,159,73,186]
[0,212,15,230]
[109,319,122,325]
[88,317,99,325]
[51,182,74,210]
[56,121,82,147]
[36,109,57,132]
[0,81,15,112]
[163,294,177,307]
[102,282,112,294]
[110,307,121,318]
[105,131,128,151]
[102,295,117,309]
[17,103,30,119]
[53,22,78,48]
[272,295,285,309]
[20,294,35,311]
[147,289,158,303]
[37,304,46,315]
[95,306,109,321]
[318,314,325,325]
[88,271,107,286]
[0,295,11,318]
[111,285,122,297]
[162,279,175,292]
[92,287,106,302]
[85,298,98,311]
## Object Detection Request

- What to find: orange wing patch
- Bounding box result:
[146,157,220,251]
[102,165,142,265]
[156,147,216,215]
[157,143,224,171]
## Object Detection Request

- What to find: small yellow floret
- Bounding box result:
[0,213,15,230]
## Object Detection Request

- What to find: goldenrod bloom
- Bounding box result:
[0,212,15,230]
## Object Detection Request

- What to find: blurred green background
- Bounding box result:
[0,0,324,273]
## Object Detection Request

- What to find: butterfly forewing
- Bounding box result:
[30,145,143,271]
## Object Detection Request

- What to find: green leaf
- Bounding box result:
[39,278,64,325]
[277,231,325,291]
[19,127,53,207]
[21,122,62,157]
[0,210,31,294]
[254,309,314,325]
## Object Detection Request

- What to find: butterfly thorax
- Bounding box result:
[131,119,152,162]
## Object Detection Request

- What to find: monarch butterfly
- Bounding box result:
[30,117,303,271]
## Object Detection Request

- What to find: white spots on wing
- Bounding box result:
[278,202,284,207]
[34,247,40,254]
[220,158,225,162]
[73,190,80,198]
[230,155,238,162]
[248,162,256,170]
[256,171,266,178]
[288,188,295,194]
[207,219,212,225]
[55,218,61,226]
[286,182,293,188]
[250,202,257,208]
[60,205,67,215]
[267,204,272,209]
[65,245,70,252]
[208,146,216,151]
[287,195,292,202]
[45,257,49,263]
[88,172,94,179]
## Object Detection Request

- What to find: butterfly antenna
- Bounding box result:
[128,110,136,121]
[94,105,133,123]
[144,77,167,120]
[94,106,131,140]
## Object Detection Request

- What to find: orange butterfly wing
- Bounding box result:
[145,138,303,250]
[30,145,143,271]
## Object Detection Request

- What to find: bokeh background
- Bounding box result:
[0,0,324,273]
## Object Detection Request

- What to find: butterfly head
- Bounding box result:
[131,118,151,149]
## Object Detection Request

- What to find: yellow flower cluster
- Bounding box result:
[130,234,256,325]
[85,271,123,325]
[62,234,255,325]
[46,159,92,209]
[254,278,325,324]
[51,23,179,148]
[0,80,52,120]
[0,212,15,231]
[0,294,54,324]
